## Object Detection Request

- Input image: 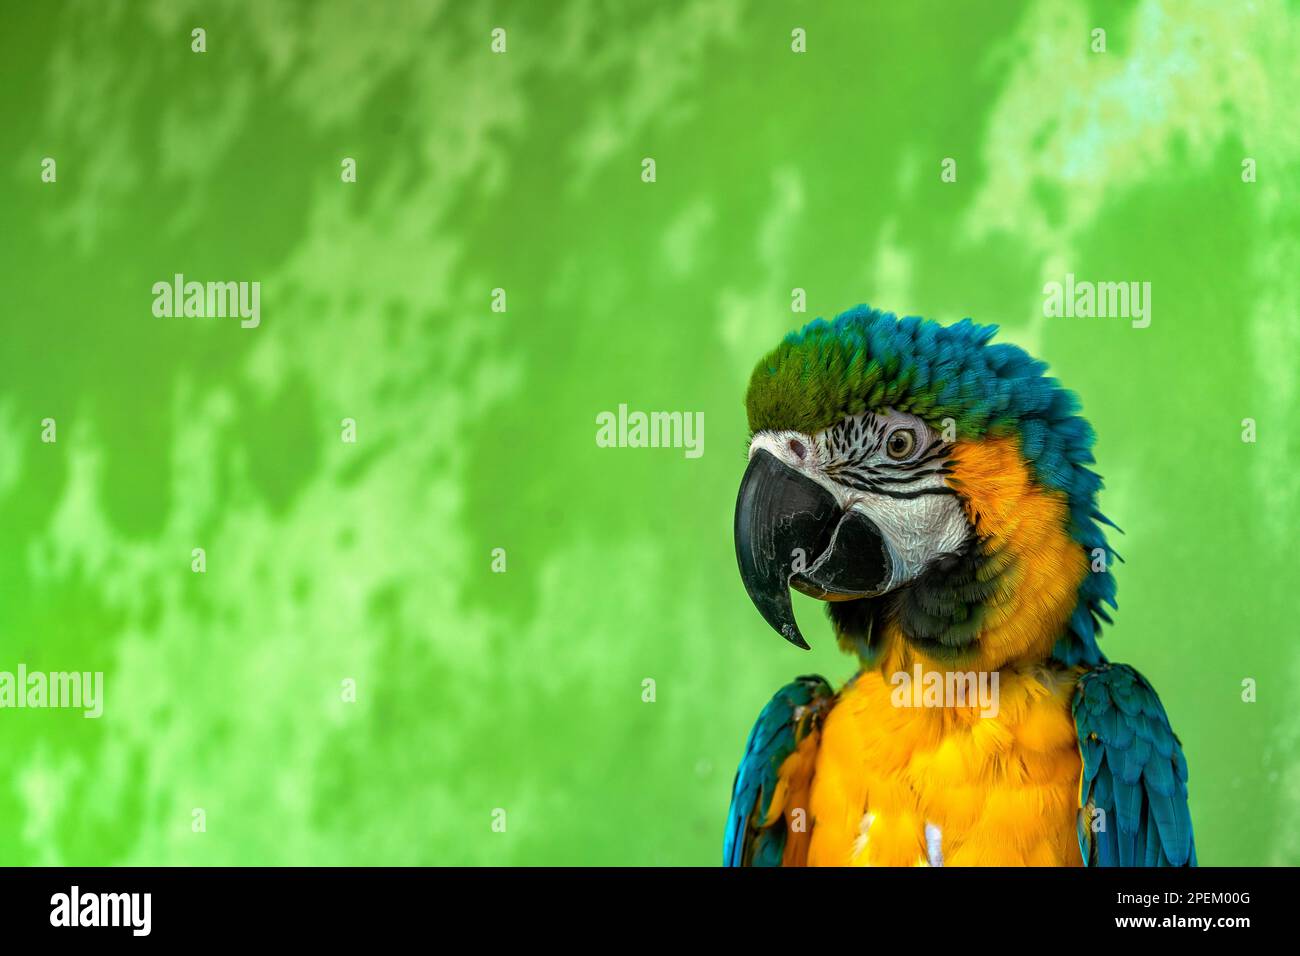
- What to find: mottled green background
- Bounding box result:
[1,0,1296,866]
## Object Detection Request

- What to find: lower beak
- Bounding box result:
[733,449,891,648]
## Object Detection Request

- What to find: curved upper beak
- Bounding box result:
[733,449,891,648]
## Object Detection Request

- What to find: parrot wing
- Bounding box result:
[1073,663,1196,867]
[724,675,835,867]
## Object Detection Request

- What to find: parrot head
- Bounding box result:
[735,306,1117,671]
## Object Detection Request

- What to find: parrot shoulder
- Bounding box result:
[1072,662,1195,867]
[723,675,836,867]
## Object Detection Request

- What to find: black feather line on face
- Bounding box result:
[839,483,959,500]
[873,437,949,470]
[821,414,954,492]
[833,467,951,486]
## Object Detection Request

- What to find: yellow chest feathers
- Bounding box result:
[802,665,1085,866]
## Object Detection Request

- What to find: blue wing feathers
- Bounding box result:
[1073,663,1195,867]
[723,676,834,867]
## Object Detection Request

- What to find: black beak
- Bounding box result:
[734,449,891,649]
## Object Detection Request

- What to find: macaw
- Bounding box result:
[724,306,1194,867]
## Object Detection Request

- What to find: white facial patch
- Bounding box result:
[748,409,973,591]
[859,486,970,590]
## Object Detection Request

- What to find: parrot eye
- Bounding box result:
[885,428,917,460]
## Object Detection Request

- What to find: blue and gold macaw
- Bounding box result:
[724,306,1194,867]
